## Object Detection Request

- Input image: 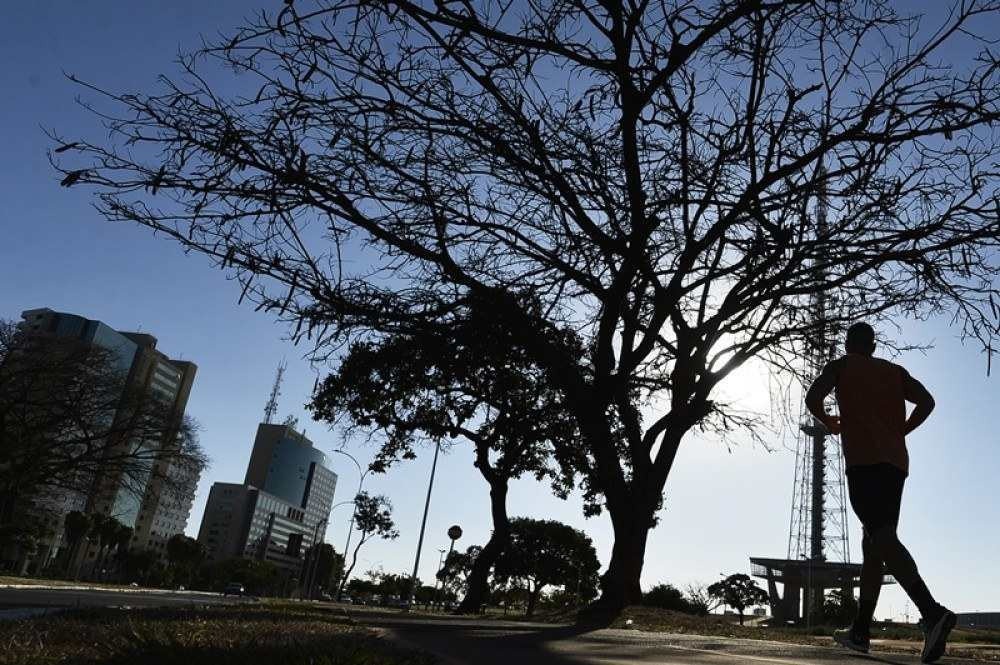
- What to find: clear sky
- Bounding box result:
[2,2,997,620]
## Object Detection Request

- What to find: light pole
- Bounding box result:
[303,516,328,600]
[432,548,447,609]
[332,449,371,599]
[407,440,441,608]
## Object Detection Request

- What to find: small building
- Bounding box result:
[956,612,1000,629]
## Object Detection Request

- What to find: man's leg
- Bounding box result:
[866,523,940,619]
[854,529,884,635]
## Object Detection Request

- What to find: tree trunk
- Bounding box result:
[738,610,744,626]
[337,535,367,599]
[526,582,540,617]
[592,505,653,614]
[457,480,509,614]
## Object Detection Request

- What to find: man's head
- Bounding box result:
[845,322,876,356]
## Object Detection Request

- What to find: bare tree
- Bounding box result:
[0,320,207,528]
[53,1,1000,610]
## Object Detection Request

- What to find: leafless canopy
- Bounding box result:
[0,321,207,524]
[53,0,1000,605]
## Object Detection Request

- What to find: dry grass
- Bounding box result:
[0,602,436,665]
[613,607,1000,662]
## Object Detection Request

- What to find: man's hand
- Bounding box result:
[822,414,841,436]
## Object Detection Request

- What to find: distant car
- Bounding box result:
[223,582,245,596]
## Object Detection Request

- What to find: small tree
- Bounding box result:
[436,545,482,601]
[823,588,859,626]
[708,574,769,626]
[166,533,204,587]
[62,511,91,578]
[302,543,344,596]
[123,549,158,585]
[643,583,695,614]
[685,582,719,617]
[337,493,398,600]
[494,518,600,617]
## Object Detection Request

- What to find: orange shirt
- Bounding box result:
[832,353,910,474]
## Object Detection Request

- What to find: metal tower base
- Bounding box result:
[750,556,893,624]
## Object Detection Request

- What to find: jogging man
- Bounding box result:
[805,322,955,663]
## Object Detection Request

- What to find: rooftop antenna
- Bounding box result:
[263,360,287,424]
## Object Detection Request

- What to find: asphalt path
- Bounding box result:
[0,587,252,612]
[367,614,988,665]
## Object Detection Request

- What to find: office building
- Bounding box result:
[14,308,199,568]
[197,424,336,575]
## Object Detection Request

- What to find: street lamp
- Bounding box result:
[407,440,442,609]
[431,548,447,609]
[331,448,372,599]
[302,516,328,600]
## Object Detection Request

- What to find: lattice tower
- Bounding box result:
[786,172,852,566]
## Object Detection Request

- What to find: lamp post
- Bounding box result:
[407,440,441,609]
[432,548,447,610]
[303,516,328,600]
[331,449,371,599]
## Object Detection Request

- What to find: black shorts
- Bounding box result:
[846,463,906,531]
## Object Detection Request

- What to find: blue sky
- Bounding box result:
[2,2,998,619]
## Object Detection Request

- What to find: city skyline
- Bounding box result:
[3,0,999,624]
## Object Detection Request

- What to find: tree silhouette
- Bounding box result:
[337,492,398,600]
[309,301,586,613]
[54,1,1000,609]
[708,573,769,626]
[0,320,207,539]
[494,518,601,617]
[166,533,204,586]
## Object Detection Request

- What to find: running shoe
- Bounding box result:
[833,626,870,654]
[920,607,956,663]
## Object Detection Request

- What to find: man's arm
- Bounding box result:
[902,369,935,435]
[805,360,841,434]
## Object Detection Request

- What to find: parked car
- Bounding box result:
[222,582,245,596]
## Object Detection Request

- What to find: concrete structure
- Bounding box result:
[196,424,336,576]
[13,309,199,569]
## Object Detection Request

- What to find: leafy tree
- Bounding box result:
[374,571,419,601]
[494,518,601,617]
[708,574,769,626]
[302,543,344,596]
[643,583,696,614]
[56,1,1000,610]
[123,548,158,585]
[166,533,204,586]
[346,578,378,599]
[197,558,281,596]
[823,588,859,626]
[62,510,91,577]
[436,545,482,600]
[310,306,586,614]
[337,493,398,599]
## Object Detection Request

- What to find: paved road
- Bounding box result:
[0,587,252,612]
[369,614,988,665]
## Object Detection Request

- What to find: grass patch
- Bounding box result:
[612,607,1000,661]
[0,602,436,665]
[0,576,132,590]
